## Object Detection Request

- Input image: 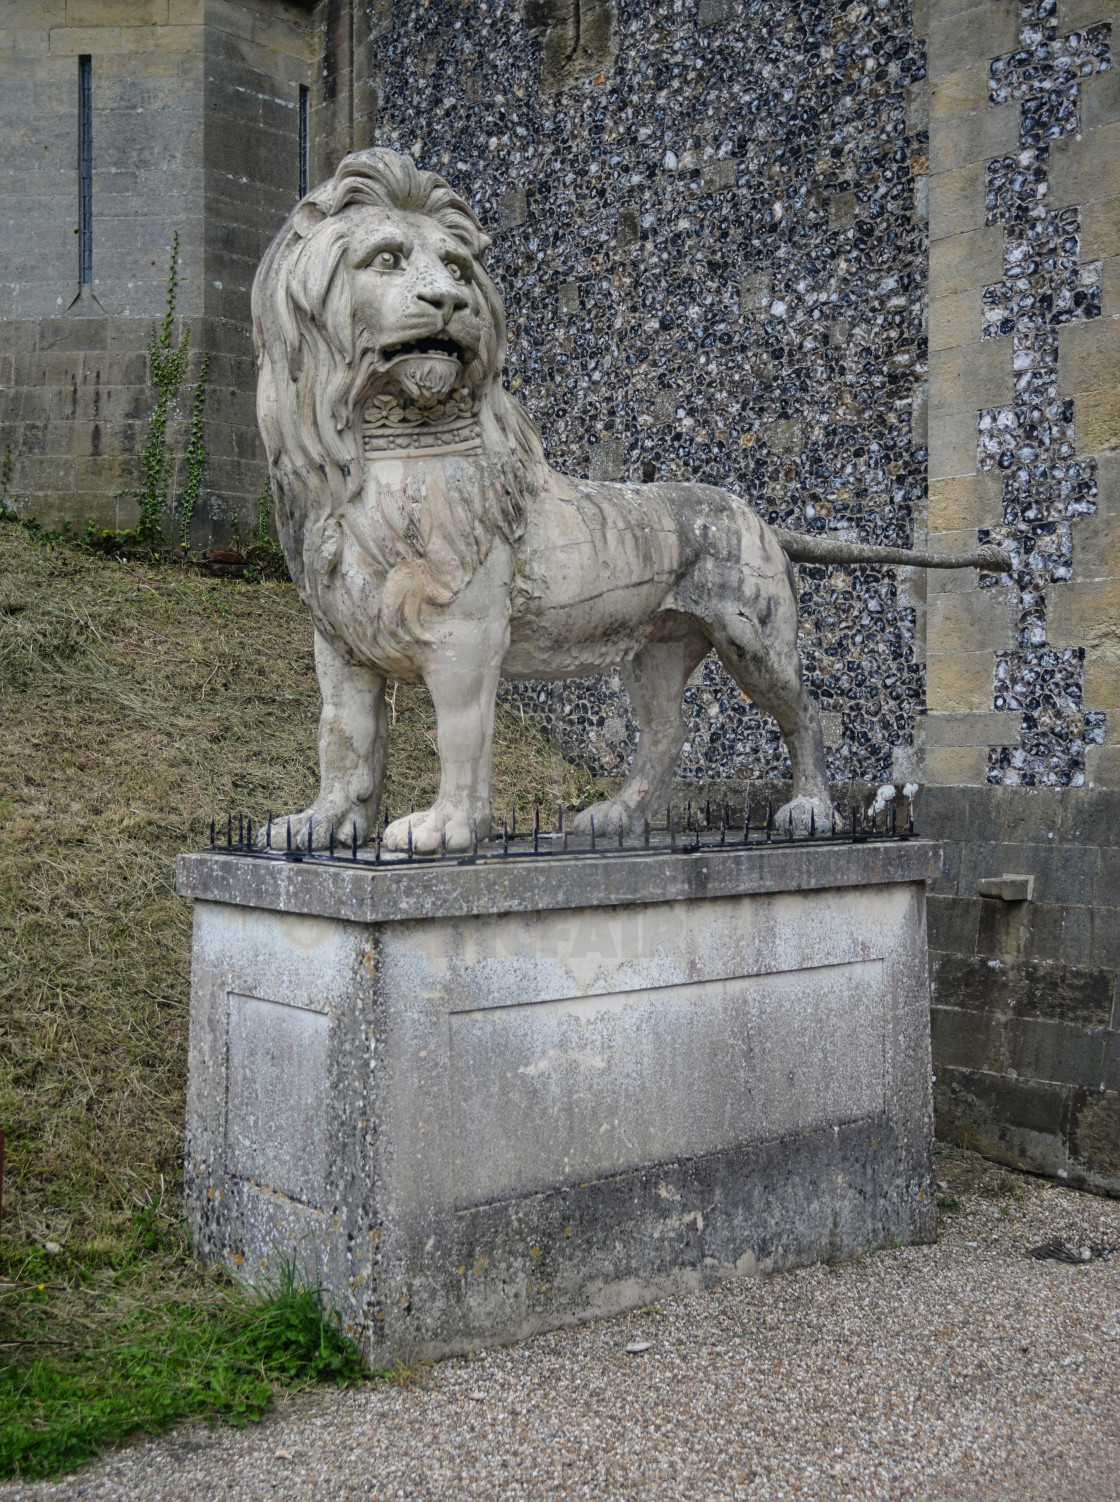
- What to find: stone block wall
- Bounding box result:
[198,1,315,541]
[0,0,313,540]
[923,0,1120,1189]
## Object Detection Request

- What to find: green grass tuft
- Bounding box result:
[0,1246,363,1482]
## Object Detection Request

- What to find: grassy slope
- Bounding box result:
[0,521,616,1478]
[0,521,612,1246]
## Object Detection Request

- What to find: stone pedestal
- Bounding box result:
[177,839,939,1364]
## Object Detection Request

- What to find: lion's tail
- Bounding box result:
[773,529,1012,575]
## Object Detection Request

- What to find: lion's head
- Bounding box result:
[252,149,546,632]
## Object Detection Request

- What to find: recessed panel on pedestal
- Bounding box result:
[449,957,885,1209]
[225,993,329,1207]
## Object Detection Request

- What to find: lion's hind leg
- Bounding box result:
[568,629,710,838]
[703,572,833,835]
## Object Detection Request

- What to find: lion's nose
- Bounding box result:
[417,286,467,318]
[415,273,468,319]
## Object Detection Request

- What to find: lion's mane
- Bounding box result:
[251,148,548,643]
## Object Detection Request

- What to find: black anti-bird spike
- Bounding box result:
[556,802,563,834]
[407,821,413,861]
[266,812,272,850]
[375,832,382,863]
[246,817,253,848]
[471,819,479,857]
[686,799,692,833]
[743,807,750,844]
[238,813,244,845]
[670,810,676,850]
[503,819,509,856]
[440,822,447,858]
[617,819,624,849]
[694,814,701,850]
[720,809,726,845]
[891,803,897,836]
[533,807,539,855]
[329,823,335,859]
[788,809,793,841]
[351,822,358,861]
[765,802,772,843]
[286,818,292,853]
[705,797,711,827]
[810,807,815,839]
[511,809,516,839]
[644,815,650,848]
[831,808,837,838]
[908,807,915,836]
[307,815,313,854]
[209,816,215,848]
[590,815,596,852]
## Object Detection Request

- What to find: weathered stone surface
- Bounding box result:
[0,0,312,538]
[251,147,1006,859]
[180,841,937,1363]
[925,777,1120,1191]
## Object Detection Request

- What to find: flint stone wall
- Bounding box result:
[368,0,931,794]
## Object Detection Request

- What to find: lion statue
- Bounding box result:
[252,148,1009,854]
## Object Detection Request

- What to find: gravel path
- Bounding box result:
[6,1147,1120,1502]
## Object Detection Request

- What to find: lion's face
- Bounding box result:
[342,206,496,406]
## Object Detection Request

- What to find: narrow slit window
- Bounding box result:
[78,55,92,283]
[299,85,309,199]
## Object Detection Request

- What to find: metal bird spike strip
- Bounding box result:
[204,798,916,867]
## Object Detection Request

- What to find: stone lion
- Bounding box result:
[252,148,1008,853]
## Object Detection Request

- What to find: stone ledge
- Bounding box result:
[176,840,943,926]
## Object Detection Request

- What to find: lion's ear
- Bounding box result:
[478,232,493,253]
[293,201,328,237]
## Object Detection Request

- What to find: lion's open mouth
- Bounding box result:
[383,335,464,364]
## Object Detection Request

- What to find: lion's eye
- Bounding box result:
[372,250,402,271]
[445,261,463,281]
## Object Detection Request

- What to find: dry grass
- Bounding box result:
[0,522,614,1248]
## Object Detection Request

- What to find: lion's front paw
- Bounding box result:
[254,805,370,852]
[383,805,488,855]
[568,800,635,839]
[773,795,834,837]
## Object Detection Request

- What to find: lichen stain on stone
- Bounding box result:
[274,913,334,954]
[1073,1093,1120,1178]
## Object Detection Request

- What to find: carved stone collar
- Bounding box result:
[361,388,482,458]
